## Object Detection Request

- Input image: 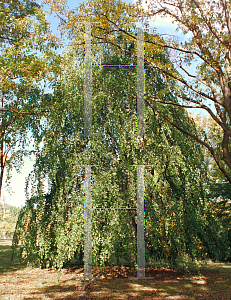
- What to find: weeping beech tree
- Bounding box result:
[12,34,230,271]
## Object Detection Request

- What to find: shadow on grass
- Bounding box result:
[0,244,27,274]
[1,242,230,300]
[20,264,231,300]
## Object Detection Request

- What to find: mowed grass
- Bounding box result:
[1,240,231,300]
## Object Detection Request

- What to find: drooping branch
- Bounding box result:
[69,14,227,112]
[145,97,231,184]
[163,113,231,184]
[147,98,201,109]
[0,108,49,135]
[153,85,229,135]
[145,60,222,104]
[0,108,48,115]
[148,96,225,132]
[89,27,225,109]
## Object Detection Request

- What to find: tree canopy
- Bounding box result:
[0,0,226,276]
[12,36,230,271]
[51,0,231,184]
[0,0,62,198]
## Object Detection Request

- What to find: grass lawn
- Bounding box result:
[0,240,231,299]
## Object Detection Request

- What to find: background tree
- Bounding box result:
[0,0,62,198]
[143,0,231,185]
[0,200,21,239]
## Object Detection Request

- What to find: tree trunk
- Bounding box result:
[0,135,5,201]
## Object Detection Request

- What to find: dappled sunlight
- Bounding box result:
[1,232,231,300]
[191,276,207,285]
[164,296,189,300]
[205,260,231,269]
[1,262,231,299]
[129,282,158,292]
[1,241,230,299]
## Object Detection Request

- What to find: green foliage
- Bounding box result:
[0,0,39,45]
[57,0,231,184]
[0,203,21,238]
[0,0,63,196]
[11,31,229,273]
[0,0,61,96]
[192,114,231,261]
[193,114,231,202]
[207,200,231,261]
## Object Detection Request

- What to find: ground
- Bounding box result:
[0,240,231,300]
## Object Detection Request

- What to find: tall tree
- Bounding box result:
[12,40,229,271]
[54,0,231,185]
[0,0,62,198]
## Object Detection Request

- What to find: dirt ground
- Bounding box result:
[1,242,231,299]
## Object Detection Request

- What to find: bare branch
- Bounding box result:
[179,65,219,93]
[163,113,231,183]
[147,98,201,109]
[179,66,197,78]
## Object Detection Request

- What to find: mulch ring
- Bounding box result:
[63,265,192,280]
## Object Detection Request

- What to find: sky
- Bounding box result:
[2,0,191,208]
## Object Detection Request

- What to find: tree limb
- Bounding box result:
[145,97,231,183]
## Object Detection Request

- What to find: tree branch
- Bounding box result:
[0,108,48,115]
[221,0,231,43]
[158,111,231,182]
[145,97,231,183]
[191,0,230,50]
[146,60,221,104]
[97,12,216,68]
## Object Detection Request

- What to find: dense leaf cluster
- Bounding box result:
[12,39,230,270]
